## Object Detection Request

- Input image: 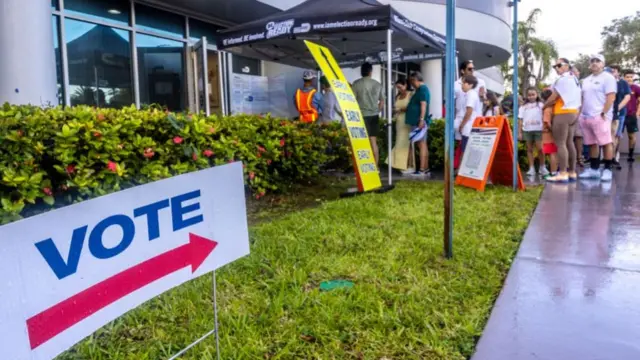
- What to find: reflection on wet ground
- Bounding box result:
[472,163,640,360]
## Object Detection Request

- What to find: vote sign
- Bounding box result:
[0,163,249,360]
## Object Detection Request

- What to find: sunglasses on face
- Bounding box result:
[554,62,567,69]
[590,59,602,64]
[466,67,475,71]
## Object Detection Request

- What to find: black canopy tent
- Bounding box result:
[216,0,445,187]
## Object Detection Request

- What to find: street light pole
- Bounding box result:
[444,0,456,259]
[510,0,520,191]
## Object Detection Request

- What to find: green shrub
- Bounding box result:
[0,104,346,223]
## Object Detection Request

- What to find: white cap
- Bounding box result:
[590,54,605,64]
[302,70,316,80]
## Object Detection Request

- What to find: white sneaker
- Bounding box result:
[579,168,600,179]
[526,167,536,176]
[401,168,416,175]
[601,169,613,182]
[540,167,550,176]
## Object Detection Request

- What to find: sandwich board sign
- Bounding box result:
[456,116,525,191]
[304,40,382,193]
[0,162,250,360]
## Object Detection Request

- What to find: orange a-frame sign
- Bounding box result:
[455,116,525,191]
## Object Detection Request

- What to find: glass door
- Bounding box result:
[191,37,210,116]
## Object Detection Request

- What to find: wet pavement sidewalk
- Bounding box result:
[472,163,640,360]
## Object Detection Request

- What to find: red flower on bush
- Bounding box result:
[43,187,53,196]
[267,160,273,165]
[66,165,75,174]
[173,136,183,144]
[257,146,266,153]
[97,113,105,121]
[107,161,118,173]
[17,130,24,137]
[257,152,262,158]
[143,148,155,158]
[280,138,285,147]
[192,153,198,161]
[93,131,102,138]
[228,159,234,164]
[208,127,216,134]
[249,172,255,180]
[203,149,214,157]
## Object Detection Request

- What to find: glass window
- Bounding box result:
[65,18,133,108]
[64,0,130,26]
[53,16,63,106]
[189,18,223,43]
[135,4,185,39]
[52,0,58,10]
[232,55,261,76]
[136,34,185,111]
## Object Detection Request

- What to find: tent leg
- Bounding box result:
[386,29,393,186]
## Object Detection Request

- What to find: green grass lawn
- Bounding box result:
[58,182,542,360]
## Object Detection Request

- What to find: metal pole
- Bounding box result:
[444,0,456,259]
[202,37,210,117]
[512,0,520,191]
[213,270,221,360]
[386,29,393,186]
[217,51,226,116]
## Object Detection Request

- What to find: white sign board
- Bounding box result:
[230,74,269,115]
[0,163,249,360]
[458,127,499,180]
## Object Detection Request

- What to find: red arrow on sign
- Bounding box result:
[26,233,218,350]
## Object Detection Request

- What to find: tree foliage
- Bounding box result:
[602,11,640,70]
[500,8,558,94]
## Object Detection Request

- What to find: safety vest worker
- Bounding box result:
[294,70,322,123]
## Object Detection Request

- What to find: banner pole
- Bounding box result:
[444,0,456,259]
[511,0,520,191]
[213,269,221,360]
[387,29,393,186]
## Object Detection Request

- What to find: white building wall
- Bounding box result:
[0,0,57,105]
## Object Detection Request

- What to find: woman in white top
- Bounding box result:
[519,87,548,176]
[387,79,414,173]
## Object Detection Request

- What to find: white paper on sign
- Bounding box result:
[0,163,249,360]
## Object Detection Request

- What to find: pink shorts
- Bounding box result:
[543,143,558,154]
[579,115,613,146]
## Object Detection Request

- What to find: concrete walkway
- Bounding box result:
[473,163,640,360]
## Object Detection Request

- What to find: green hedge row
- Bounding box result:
[0,104,347,224]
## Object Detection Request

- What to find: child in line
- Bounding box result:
[456,75,481,153]
[518,87,549,176]
[540,89,558,179]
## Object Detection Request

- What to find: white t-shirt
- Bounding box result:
[552,72,582,111]
[519,102,544,132]
[581,71,617,119]
[454,78,486,119]
[460,89,481,137]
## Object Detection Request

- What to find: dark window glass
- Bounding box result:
[135,4,185,38]
[232,55,261,76]
[53,16,64,106]
[52,0,58,10]
[189,18,223,42]
[136,34,185,111]
[65,18,133,108]
[64,0,130,26]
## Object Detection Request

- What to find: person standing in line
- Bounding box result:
[608,65,631,169]
[318,76,342,124]
[458,60,486,109]
[454,60,485,167]
[406,71,431,176]
[578,54,618,182]
[351,63,384,164]
[387,78,415,174]
[457,75,482,153]
[294,70,323,123]
[519,87,549,177]
[541,89,559,178]
[543,58,582,183]
[623,70,640,162]
[570,66,587,167]
[483,92,501,117]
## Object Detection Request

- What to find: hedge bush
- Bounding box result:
[0,104,346,224]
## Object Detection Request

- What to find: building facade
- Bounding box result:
[0,0,510,119]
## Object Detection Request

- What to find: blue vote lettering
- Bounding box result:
[35,190,204,280]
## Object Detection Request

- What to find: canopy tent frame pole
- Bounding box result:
[443,0,456,259]
[217,51,227,116]
[386,29,393,186]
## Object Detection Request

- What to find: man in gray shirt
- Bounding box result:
[352,63,384,164]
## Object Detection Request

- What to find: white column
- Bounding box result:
[0,0,57,105]
[422,59,443,119]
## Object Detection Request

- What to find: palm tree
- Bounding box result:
[501,8,558,95]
